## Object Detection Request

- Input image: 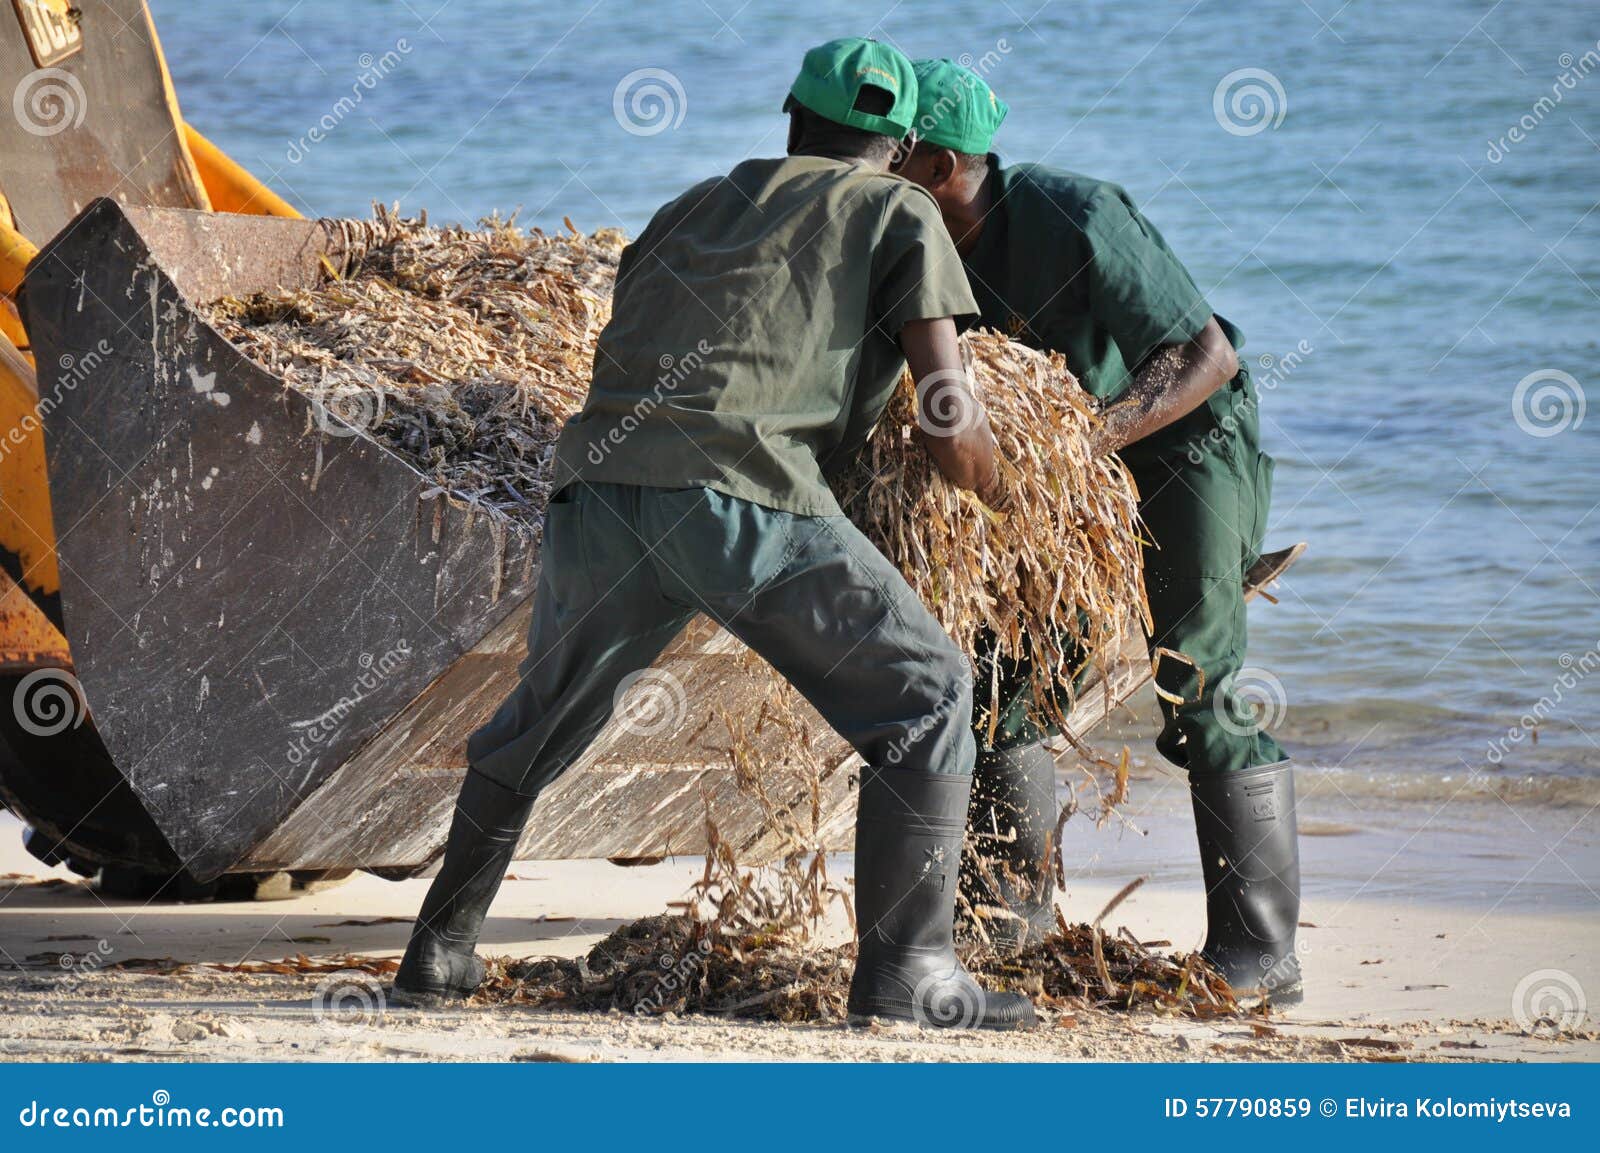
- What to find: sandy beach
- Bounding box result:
[4,753,1595,1063]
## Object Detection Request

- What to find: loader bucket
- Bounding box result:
[15,198,863,881]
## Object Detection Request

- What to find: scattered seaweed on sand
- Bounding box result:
[472,677,1242,1026]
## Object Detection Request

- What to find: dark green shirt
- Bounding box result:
[553,156,978,516]
[961,160,1243,460]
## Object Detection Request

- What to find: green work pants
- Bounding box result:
[975,370,1285,775]
[468,483,977,795]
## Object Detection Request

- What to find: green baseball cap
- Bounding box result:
[784,37,918,138]
[911,58,1008,153]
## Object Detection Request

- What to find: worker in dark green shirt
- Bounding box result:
[896,58,1303,1002]
[394,39,1034,1030]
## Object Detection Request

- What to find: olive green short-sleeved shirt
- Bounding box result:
[960,161,1244,459]
[552,156,978,516]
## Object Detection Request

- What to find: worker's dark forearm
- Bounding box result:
[1093,316,1238,454]
[899,317,1007,508]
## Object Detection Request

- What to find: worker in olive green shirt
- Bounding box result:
[897,59,1304,1002]
[394,39,1034,1030]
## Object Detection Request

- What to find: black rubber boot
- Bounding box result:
[1190,760,1303,1005]
[959,740,1058,952]
[392,771,539,1006]
[848,766,1037,1030]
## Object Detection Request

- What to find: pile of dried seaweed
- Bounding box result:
[207,206,623,523]
[836,334,1149,742]
[476,911,1240,1024]
[210,211,1148,731]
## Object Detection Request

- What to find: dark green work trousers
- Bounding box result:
[468,483,976,796]
[978,371,1285,775]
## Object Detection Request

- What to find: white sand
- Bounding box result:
[2,769,1596,1062]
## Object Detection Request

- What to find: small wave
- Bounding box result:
[1293,764,1600,809]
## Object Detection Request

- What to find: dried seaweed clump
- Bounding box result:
[476,912,1239,1024]
[836,332,1150,739]
[207,206,621,523]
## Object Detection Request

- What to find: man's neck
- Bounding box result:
[948,165,995,257]
[789,144,883,170]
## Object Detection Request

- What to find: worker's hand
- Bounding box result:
[1095,317,1238,454]
[976,459,1012,514]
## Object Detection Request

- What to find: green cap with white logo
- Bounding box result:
[784,37,919,138]
[911,58,1008,153]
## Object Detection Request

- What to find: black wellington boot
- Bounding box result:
[848,766,1037,1030]
[392,771,539,1006]
[959,740,1059,952]
[1190,760,1304,1005]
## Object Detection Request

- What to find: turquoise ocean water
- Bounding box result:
[159,0,1599,798]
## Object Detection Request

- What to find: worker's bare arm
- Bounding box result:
[1091,315,1238,455]
[898,317,1009,509]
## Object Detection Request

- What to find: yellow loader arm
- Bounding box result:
[1,0,296,617]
